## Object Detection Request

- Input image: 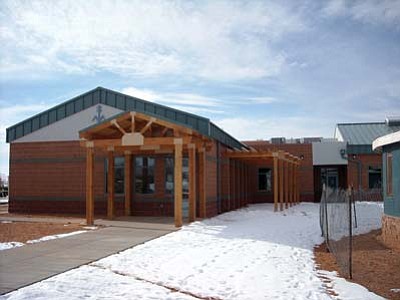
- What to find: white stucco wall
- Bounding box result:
[312,141,348,165]
[13,104,124,143]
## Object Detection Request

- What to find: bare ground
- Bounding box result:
[0,221,89,243]
[315,229,400,300]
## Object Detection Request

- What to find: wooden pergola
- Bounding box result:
[79,111,213,227]
[226,149,301,212]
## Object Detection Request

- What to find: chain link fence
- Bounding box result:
[320,185,354,278]
[320,185,383,279]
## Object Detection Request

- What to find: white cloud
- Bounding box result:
[0,0,305,81]
[323,0,400,27]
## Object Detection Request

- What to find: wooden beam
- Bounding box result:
[279,159,284,211]
[111,119,127,135]
[86,145,94,225]
[188,144,196,222]
[140,117,155,134]
[273,156,278,212]
[198,148,206,218]
[285,161,289,209]
[161,127,169,137]
[174,141,183,227]
[293,164,297,205]
[83,136,192,148]
[107,150,115,219]
[130,112,136,133]
[290,164,294,201]
[227,159,231,211]
[124,151,132,216]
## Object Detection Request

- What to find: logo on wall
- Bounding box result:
[92,105,106,124]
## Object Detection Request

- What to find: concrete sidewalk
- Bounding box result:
[0,224,176,294]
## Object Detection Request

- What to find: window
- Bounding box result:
[368,166,382,189]
[165,157,189,194]
[387,153,393,196]
[135,157,155,194]
[165,157,174,194]
[258,168,271,191]
[105,157,125,194]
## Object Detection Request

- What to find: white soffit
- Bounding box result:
[372,130,400,151]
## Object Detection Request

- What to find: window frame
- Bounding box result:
[258,167,272,192]
[386,153,393,196]
[104,157,125,195]
[135,156,156,195]
[367,165,382,190]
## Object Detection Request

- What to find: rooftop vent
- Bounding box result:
[271,137,286,144]
[385,116,400,127]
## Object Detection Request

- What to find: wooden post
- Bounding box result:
[188,144,196,222]
[279,159,284,211]
[293,164,297,205]
[273,156,278,212]
[242,163,245,207]
[289,162,293,207]
[174,139,183,227]
[227,159,231,211]
[86,144,94,225]
[124,151,132,216]
[232,160,236,209]
[198,148,206,218]
[285,161,289,209]
[107,149,115,219]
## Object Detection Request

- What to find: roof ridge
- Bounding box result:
[337,122,386,126]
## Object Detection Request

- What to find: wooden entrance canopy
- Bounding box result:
[226,149,301,212]
[79,111,213,227]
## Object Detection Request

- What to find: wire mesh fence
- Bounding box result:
[320,185,383,279]
[320,185,354,278]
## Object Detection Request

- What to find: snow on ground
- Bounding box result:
[26,230,87,244]
[0,197,8,204]
[2,202,384,300]
[0,230,87,251]
[0,242,24,251]
[353,202,383,235]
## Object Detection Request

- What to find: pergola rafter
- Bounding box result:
[225,148,301,212]
[80,111,212,227]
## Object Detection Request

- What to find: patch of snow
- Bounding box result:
[3,203,384,299]
[391,288,400,293]
[2,265,196,300]
[26,230,87,244]
[82,226,97,230]
[319,270,385,300]
[353,202,383,235]
[1,220,12,224]
[0,242,24,251]
[0,197,8,204]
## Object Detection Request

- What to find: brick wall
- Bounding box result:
[244,141,315,202]
[347,154,382,190]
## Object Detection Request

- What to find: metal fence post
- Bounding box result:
[323,184,329,250]
[348,186,353,279]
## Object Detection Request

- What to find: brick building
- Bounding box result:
[6,87,300,227]
[6,87,397,226]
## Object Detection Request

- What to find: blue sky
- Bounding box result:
[1,0,400,176]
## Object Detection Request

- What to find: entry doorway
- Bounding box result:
[313,165,347,202]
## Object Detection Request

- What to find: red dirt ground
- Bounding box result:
[315,229,400,300]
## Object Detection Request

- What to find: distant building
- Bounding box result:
[373,129,400,250]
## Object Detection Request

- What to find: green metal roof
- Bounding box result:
[337,122,400,146]
[6,87,247,150]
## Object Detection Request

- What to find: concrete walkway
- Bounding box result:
[0,221,176,294]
